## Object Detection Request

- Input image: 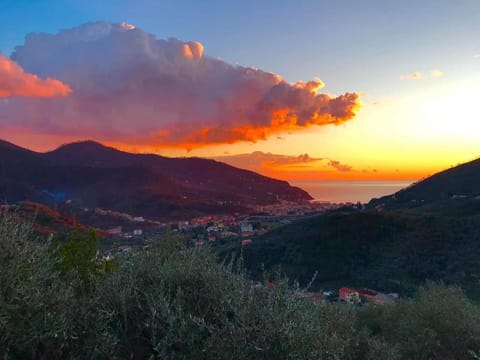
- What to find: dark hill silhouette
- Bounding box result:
[369,157,480,215]
[233,208,480,297]
[0,140,311,219]
[223,157,480,297]
[45,141,308,200]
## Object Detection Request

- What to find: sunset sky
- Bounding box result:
[1,0,479,181]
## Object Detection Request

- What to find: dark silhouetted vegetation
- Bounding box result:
[368,156,480,216]
[1,213,480,359]
[231,210,480,298]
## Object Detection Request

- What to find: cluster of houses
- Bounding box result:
[295,287,399,305]
[106,225,149,238]
[260,282,398,306]
[189,220,265,248]
[96,209,169,239]
[176,214,246,232]
[92,199,342,250]
[254,200,338,217]
[338,287,398,305]
[96,209,275,249]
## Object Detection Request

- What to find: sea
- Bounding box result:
[290,180,415,204]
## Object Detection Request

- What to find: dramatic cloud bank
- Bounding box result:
[1,22,360,148]
[0,55,71,98]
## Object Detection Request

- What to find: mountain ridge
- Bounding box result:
[0,140,311,219]
[368,156,480,216]
[230,156,480,296]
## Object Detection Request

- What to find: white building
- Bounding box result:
[240,223,253,233]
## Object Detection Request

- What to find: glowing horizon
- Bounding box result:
[1,2,479,182]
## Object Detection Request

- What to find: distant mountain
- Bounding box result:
[0,140,311,220]
[369,157,480,216]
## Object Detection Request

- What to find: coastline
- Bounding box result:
[291,180,415,204]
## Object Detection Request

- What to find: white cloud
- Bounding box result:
[120,21,135,30]
[400,69,443,80]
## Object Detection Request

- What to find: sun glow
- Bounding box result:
[417,86,480,142]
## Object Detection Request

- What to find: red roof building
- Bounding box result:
[241,239,253,246]
[339,287,358,301]
[357,289,377,302]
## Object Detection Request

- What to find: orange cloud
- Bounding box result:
[213,151,323,173]
[212,151,417,181]
[155,89,360,149]
[328,160,352,172]
[1,22,360,150]
[182,41,204,60]
[210,151,421,181]
[0,55,71,98]
[213,151,362,179]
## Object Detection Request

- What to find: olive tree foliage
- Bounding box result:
[0,214,92,358]
[1,213,480,359]
[359,283,480,359]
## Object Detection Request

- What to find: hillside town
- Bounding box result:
[69,200,343,248]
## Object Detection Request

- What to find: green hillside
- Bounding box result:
[230,209,480,297]
[227,158,480,298]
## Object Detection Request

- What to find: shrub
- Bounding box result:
[1,214,480,359]
[359,282,480,359]
[0,214,93,358]
[57,228,100,294]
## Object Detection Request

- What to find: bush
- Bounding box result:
[357,283,480,359]
[0,214,93,358]
[376,283,480,359]
[57,228,100,294]
[1,214,480,359]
